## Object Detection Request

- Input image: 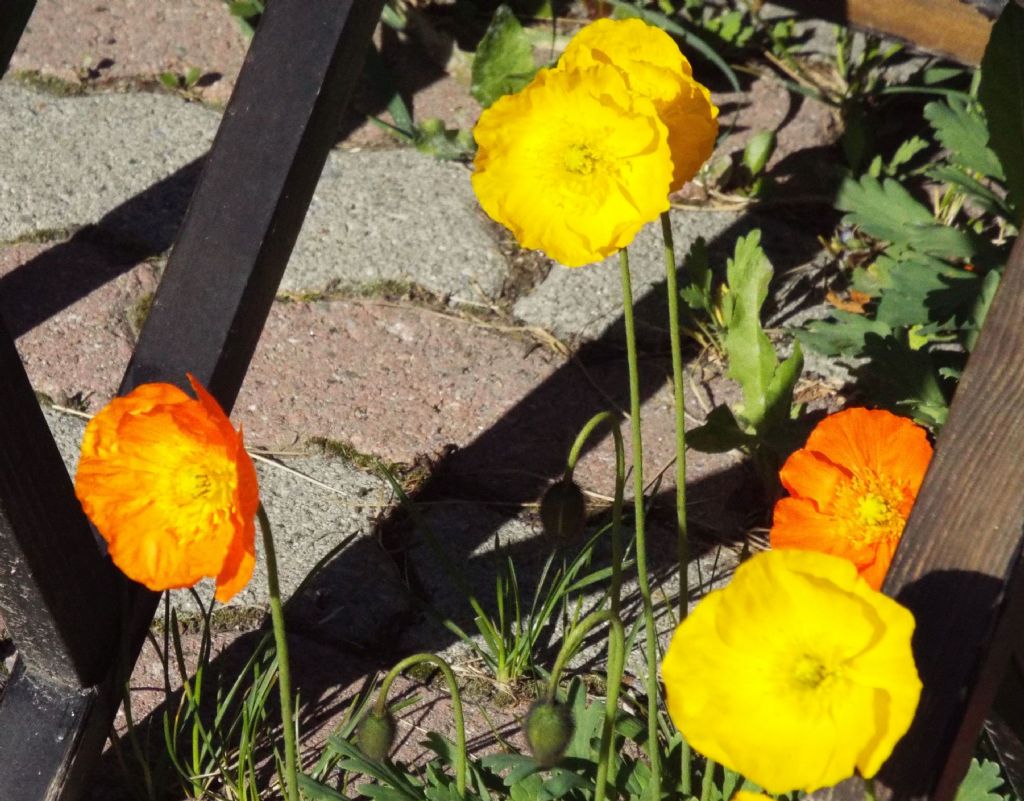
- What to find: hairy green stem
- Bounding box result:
[564,410,626,615]
[661,211,693,796]
[619,248,661,799]
[660,212,689,622]
[543,610,625,801]
[375,654,468,798]
[257,504,300,801]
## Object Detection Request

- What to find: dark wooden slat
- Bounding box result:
[121,0,384,407]
[0,661,106,801]
[0,1,385,798]
[866,233,1024,801]
[0,318,118,688]
[0,0,35,77]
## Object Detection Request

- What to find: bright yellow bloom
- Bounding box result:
[732,792,773,801]
[558,17,719,191]
[472,63,673,267]
[662,549,921,794]
[75,375,259,602]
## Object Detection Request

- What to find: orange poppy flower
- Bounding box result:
[770,408,933,590]
[75,374,259,602]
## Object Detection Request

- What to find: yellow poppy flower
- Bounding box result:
[471,63,673,267]
[558,17,719,191]
[75,374,259,602]
[662,549,921,794]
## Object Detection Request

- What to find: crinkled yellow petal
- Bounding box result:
[559,17,693,80]
[558,17,719,191]
[472,64,672,266]
[662,550,921,794]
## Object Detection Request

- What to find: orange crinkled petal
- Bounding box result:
[75,377,260,597]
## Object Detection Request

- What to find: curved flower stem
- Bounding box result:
[565,410,626,615]
[864,776,878,801]
[256,504,299,801]
[619,247,661,799]
[375,654,468,798]
[661,211,693,795]
[543,610,625,801]
[660,211,689,623]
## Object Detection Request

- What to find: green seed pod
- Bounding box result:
[525,701,575,768]
[357,710,396,762]
[540,477,586,543]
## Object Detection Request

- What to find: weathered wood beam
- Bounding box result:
[815,237,1024,801]
[775,0,996,65]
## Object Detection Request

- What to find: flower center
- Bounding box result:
[792,653,835,690]
[174,454,236,515]
[563,143,598,175]
[832,473,906,546]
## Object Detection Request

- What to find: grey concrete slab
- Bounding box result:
[283,149,507,303]
[0,83,505,302]
[0,83,217,249]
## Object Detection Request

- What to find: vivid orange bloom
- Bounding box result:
[770,408,933,590]
[75,374,259,602]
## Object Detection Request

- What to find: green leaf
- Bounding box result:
[964,268,1000,351]
[927,164,1015,220]
[471,6,536,108]
[857,333,950,428]
[721,231,776,426]
[794,310,891,357]
[836,175,980,259]
[760,341,803,436]
[298,773,351,801]
[924,99,1005,180]
[159,71,180,90]
[742,130,776,178]
[979,0,1024,222]
[836,174,933,244]
[874,257,981,328]
[954,759,1005,801]
[184,66,201,89]
[228,0,263,18]
[679,237,712,313]
[688,404,754,453]
[886,135,929,175]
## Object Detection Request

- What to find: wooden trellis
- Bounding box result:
[0,1,1022,799]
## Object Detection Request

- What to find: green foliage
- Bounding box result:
[924,98,1005,180]
[225,0,263,38]
[471,5,538,108]
[955,759,1006,801]
[979,0,1024,223]
[364,46,476,161]
[688,232,804,473]
[799,27,1021,431]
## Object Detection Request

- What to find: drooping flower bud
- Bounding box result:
[357,710,396,761]
[539,477,586,543]
[525,700,575,767]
